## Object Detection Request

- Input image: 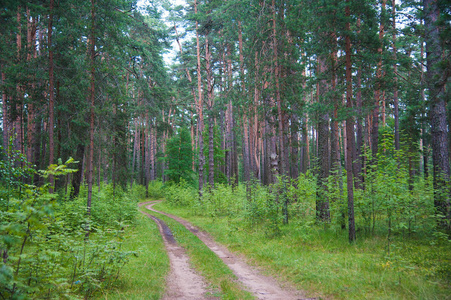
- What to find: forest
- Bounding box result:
[1,0,450,299]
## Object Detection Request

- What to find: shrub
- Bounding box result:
[0,146,136,299]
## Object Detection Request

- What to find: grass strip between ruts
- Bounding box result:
[142,203,255,300]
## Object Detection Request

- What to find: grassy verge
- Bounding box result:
[142,204,255,300]
[154,201,451,300]
[96,210,169,300]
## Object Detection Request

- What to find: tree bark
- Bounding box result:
[48,0,55,191]
[372,0,386,160]
[345,0,356,242]
[355,18,364,189]
[195,0,204,195]
[392,0,399,151]
[206,35,214,190]
[86,0,96,220]
[14,6,24,158]
[424,0,450,225]
[316,56,330,222]
[2,71,8,152]
[273,0,285,177]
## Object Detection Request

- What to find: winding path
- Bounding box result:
[138,202,212,300]
[140,200,314,300]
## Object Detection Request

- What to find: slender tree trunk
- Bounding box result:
[48,0,55,191]
[195,0,204,195]
[238,22,250,182]
[205,35,215,190]
[345,0,356,242]
[26,11,36,169]
[355,18,364,189]
[272,0,285,176]
[15,7,24,158]
[291,113,300,179]
[316,56,330,222]
[145,111,150,196]
[420,21,429,179]
[252,51,261,179]
[392,0,399,151]
[2,70,8,151]
[372,0,386,160]
[86,0,96,222]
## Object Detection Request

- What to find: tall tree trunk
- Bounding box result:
[195,0,204,196]
[345,0,356,242]
[86,0,96,221]
[14,6,24,158]
[130,119,138,188]
[48,0,55,191]
[145,111,150,196]
[2,70,8,152]
[206,35,214,190]
[252,51,261,179]
[316,56,330,222]
[290,113,300,179]
[424,0,450,225]
[272,0,285,176]
[26,11,36,169]
[420,21,429,179]
[151,123,156,181]
[372,0,386,160]
[141,122,145,185]
[238,22,250,182]
[392,0,399,151]
[355,18,364,189]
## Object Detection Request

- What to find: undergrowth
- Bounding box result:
[156,168,451,299]
[0,143,143,299]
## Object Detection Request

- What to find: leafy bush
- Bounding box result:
[147,180,165,199]
[163,179,198,207]
[0,145,136,299]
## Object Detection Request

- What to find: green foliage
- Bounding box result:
[147,180,165,199]
[163,179,198,207]
[0,148,137,299]
[164,128,195,185]
[98,213,169,300]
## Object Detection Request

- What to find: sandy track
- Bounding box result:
[142,201,314,300]
[138,202,212,300]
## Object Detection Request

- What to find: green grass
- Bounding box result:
[142,204,255,300]
[96,210,169,300]
[154,201,451,300]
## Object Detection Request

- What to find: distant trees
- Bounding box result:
[1,0,450,237]
[167,0,451,236]
[165,127,194,184]
[0,1,170,198]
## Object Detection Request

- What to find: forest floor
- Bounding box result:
[139,200,313,300]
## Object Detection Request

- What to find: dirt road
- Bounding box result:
[140,201,313,300]
[139,202,212,300]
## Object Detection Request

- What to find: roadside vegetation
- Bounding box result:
[151,154,451,300]
[0,145,154,299]
[97,211,169,300]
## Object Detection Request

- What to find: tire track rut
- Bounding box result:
[139,202,212,300]
[141,201,315,300]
